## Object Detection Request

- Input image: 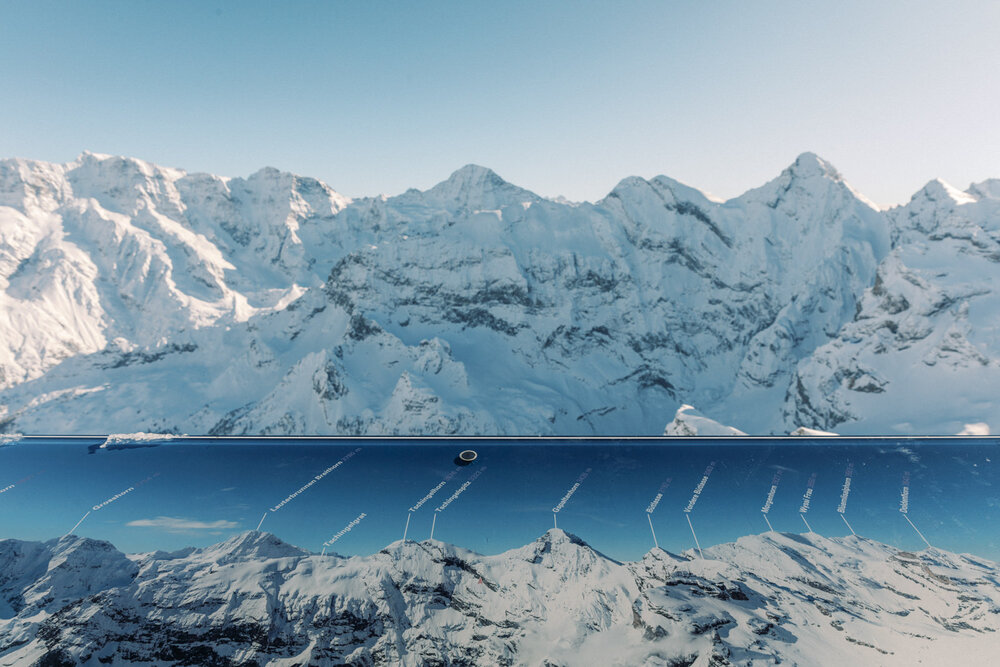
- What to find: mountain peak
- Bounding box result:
[68,151,187,196]
[603,175,652,201]
[423,164,538,209]
[786,152,841,182]
[967,179,1000,201]
[541,527,587,545]
[432,164,508,193]
[52,533,119,553]
[200,530,308,563]
[736,152,858,211]
[912,178,978,206]
[247,165,292,182]
[528,528,620,564]
[451,163,501,180]
[73,151,177,177]
[77,150,115,162]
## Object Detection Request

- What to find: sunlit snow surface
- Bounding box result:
[1,437,999,664]
[5,153,1000,436]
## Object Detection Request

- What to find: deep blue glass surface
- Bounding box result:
[1,437,997,560]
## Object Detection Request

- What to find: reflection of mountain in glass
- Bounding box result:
[2,528,997,665]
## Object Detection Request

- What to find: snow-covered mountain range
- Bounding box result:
[1,151,998,435]
[1,529,997,665]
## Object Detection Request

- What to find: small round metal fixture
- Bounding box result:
[454,449,478,466]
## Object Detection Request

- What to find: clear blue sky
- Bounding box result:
[2,0,998,206]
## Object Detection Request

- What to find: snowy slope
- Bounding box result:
[0,151,996,434]
[663,404,746,436]
[786,178,1000,434]
[1,529,997,665]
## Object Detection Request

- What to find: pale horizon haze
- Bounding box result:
[2,0,999,207]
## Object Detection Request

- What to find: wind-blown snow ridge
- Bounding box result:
[0,152,997,435]
[1,529,997,665]
[100,432,181,447]
[663,404,746,436]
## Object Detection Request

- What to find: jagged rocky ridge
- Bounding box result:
[1,529,997,665]
[0,152,997,435]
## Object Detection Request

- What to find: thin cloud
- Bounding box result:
[127,516,238,532]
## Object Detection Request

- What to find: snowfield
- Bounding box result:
[1,529,997,665]
[1,152,999,435]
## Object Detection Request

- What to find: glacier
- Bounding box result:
[1,151,998,435]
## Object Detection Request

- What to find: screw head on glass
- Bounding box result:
[454,450,478,466]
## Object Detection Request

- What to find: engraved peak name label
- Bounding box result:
[269,448,361,513]
[436,467,487,513]
[409,468,461,513]
[69,472,161,536]
[646,478,672,514]
[897,471,931,548]
[93,487,135,512]
[899,471,910,514]
[799,472,817,514]
[837,462,854,514]
[93,473,160,512]
[684,461,715,513]
[761,470,783,514]
[324,513,366,547]
[553,468,591,513]
[0,471,42,496]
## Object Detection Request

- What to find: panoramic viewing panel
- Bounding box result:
[2,437,997,560]
[2,436,998,665]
